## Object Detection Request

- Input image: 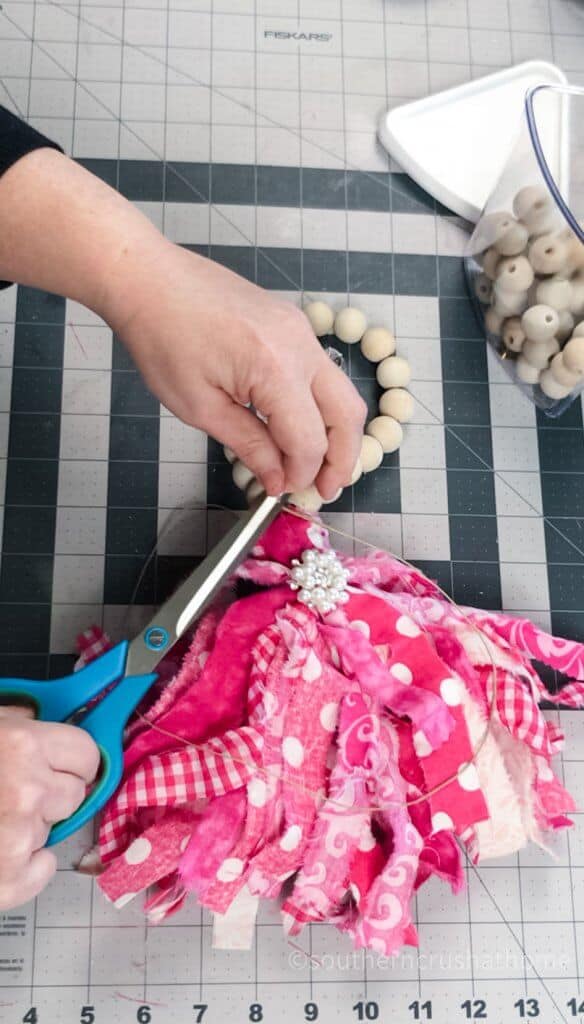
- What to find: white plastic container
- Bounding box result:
[465,83,584,416]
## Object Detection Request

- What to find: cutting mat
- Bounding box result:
[1,0,584,1020]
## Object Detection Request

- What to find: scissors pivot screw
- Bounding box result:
[144,627,169,651]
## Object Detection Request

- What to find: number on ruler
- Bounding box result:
[352,1001,379,1020]
[80,1007,95,1024]
[514,999,539,1018]
[461,1000,487,1019]
[408,1000,433,1020]
[567,998,584,1016]
[137,1007,151,1024]
[193,1006,208,1022]
[249,1003,263,1022]
[304,1003,318,1021]
[22,1010,38,1024]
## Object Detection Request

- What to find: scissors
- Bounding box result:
[0,494,283,846]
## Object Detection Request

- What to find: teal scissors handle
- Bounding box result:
[0,494,283,846]
[0,642,157,846]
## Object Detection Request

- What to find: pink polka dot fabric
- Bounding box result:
[79,512,584,956]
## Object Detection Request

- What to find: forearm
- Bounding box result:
[0,126,365,495]
[0,147,164,319]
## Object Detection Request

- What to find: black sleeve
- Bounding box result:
[0,106,63,290]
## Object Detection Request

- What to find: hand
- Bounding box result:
[106,242,367,499]
[0,708,100,909]
[0,148,366,498]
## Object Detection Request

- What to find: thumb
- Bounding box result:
[201,389,285,496]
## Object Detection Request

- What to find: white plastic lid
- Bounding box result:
[378,61,568,223]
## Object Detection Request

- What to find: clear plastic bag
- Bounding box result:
[465,83,584,416]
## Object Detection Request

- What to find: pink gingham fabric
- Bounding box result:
[99,725,264,859]
[75,626,112,668]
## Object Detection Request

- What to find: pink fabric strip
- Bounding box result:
[350,719,422,955]
[282,688,376,929]
[99,726,263,858]
[181,630,290,905]
[98,810,195,907]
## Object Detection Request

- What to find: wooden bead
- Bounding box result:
[535,275,572,311]
[246,478,265,504]
[360,434,384,472]
[360,327,396,362]
[539,369,573,400]
[289,484,323,513]
[494,219,528,256]
[485,307,503,335]
[366,415,403,454]
[528,233,568,275]
[521,304,559,343]
[477,210,514,250]
[303,300,334,337]
[522,337,559,369]
[378,388,414,422]
[496,255,534,293]
[232,460,255,491]
[564,230,584,275]
[513,185,560,235]
[474,273,492,303]
[569,278,584,318]
[493,282,528,317]
[557,310,574,342]
[563,336,584,374]
[223,446,236,464]
[334,306,367,344]
[481,247,501,280]
[550,352,582,387]
[501,317,525,353]
[516,355,540,384]
[376,355,411,389]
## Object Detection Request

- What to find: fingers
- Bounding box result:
[199,390,285,496]
[251,381,328,493]
[41,722,100,783]
[0,849,57,910]
[0,704,35,719]
[0,715,80,911]
[31,818,51,852]
[44,771,87,825]
[25,850,58,899]
[312,360,367,499]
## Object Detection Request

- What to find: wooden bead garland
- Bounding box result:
[473,184,584,406]
[303,300,335,337]
[228,303,414,512]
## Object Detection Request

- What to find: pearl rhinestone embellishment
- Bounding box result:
[288,548,350,614]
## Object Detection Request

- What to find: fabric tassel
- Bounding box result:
[76,511,584,955]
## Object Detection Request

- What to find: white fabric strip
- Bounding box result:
[211,885,260,951]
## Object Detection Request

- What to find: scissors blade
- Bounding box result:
[125,493,283,677]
